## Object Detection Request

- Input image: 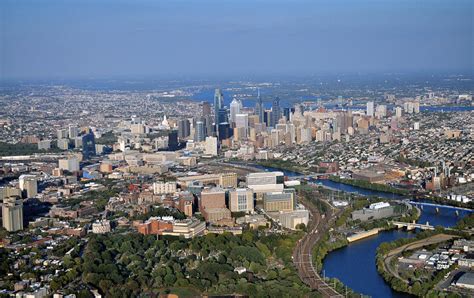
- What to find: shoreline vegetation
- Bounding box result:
[375,230,468,297]
[328,176,409,195]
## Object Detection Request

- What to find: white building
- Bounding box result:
[92,220,111,234]
[366,101,375,117]
[58,157,80,172]
[205,136,218,156]
[153,181,177,195]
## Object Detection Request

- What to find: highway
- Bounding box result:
[293,193,344,298]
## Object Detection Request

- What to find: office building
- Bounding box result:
[162,219,206,239]
[270,97,281,127]
[82,133,96,159]
[177,119,191,139]
[214,89,224,128]
[229,188,254,213]
[246,171,285,196]
[57,129,68,139]
[263,192,294,212]
[178,173,238,188]
[153,181,177,194]
[19,175,37,198]
[68,126,79,138]
[2,196,24,232]
[230,98,242,126]
[195,121,206,142]
[366,101,375,117]
[205,136,218,156]
[92,220,111,234]
[200,187,226,210]
[201,101,211,117]
[235,113,249,139]
[178,192,195,217]
[218,122,232,141]
[58,157,80,172]
[255,88,264,123]
[37,140,51,150]
[168,130,179,150]
[57,138,69,150]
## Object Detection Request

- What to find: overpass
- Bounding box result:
[392,221,435,231]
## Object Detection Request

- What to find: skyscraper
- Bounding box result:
[195,121,206,142]
[168,130,179,150]
[2,196,23,232]
[82,132,96,159]
[177,119,191,139]
[271,97,281,127]
[217,108,228,126]
[201,101,211,117]
[229,98,242,126]
[366,101,375,117]
[214,89,224,127]
[255,88,264,123]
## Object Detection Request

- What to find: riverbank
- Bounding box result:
[376,230,466,297]
[328,176,409,195]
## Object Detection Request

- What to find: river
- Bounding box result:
[256,165,472,297]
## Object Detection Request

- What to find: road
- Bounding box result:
[382,233,459,284]
[293,193,344,298]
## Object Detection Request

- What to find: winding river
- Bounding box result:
[256,165,472,297]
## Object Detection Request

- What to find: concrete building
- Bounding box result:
[58,157,80,172]
[19,175,37,198]
[229,188,254,213]
[37,140,51,150]
[246,171,285,196]
[178,173,237,188]
[92,220,111,234]
[162,219,206,239]
[153,181,177,195]
[351,202,395,221]
[2,196,23,232]
[263,192,294,212]
[205,136,218,156]
[277,209,309,230]
[366,101,375,117]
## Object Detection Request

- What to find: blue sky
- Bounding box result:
[1,0,472,79]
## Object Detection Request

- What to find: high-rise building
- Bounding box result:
[68,126,79,138]
[57,139,69,150]
[366,101,375,117]
[395,106,403,118]
[205,136,218,156]
[271,97,281,127]
[235,113,249,139]
[177,119,191,139]
[214,89,224,128]
[19,175,37,198]
[229,188,254,213]
[2,196,23,232]
[201,101,211,117]
[255,88,264,123]
[217,122,233,141]
[58,157,80,172]
[37,140,51,150]
[82,133,96,159]
[168,130,179,150]
[195,121,206,142]
[57,129,68,139]
[229,98,242,126]
[217,108,228,127]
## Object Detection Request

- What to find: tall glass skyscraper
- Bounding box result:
[271,97,281,127]
[255,88,264,123]
[214,89,224,127]
[82,132,96,159]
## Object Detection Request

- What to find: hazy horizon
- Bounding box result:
[1,0,473,80]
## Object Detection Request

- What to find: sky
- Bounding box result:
[0,0,472,79]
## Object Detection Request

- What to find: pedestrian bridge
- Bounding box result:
[392,221,435,231]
